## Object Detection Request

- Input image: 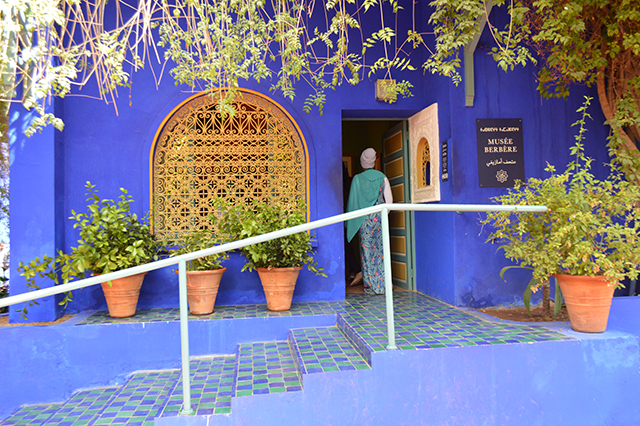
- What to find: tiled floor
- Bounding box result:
[78,301,344,325]
[46,387,119,426]
[3,292,574,425]
[341,293,572,356]
[89,369,181,426]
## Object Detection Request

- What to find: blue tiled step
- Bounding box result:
[288,326,371,376]
[2,329,373,426]
[43,387,119,425]
[87,369,181,425]
[159,356,236,417]
[1,358,238,426]
[1,403,63,425]
[232,341,303,398]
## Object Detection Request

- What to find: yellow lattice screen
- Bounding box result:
[418,138,430,188]
[152,91,306,242]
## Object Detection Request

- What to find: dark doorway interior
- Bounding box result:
[341,120,401,292]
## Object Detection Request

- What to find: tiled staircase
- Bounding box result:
[1,325,369,426]
[7,293,638,426]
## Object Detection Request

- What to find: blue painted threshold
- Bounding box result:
[2,293,640,426]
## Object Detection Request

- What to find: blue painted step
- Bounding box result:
[288,326,371,377]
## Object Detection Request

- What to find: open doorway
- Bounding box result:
[342,119,415,294]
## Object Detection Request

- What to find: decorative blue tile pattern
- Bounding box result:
[43,387,119,426]
[289,327,370,374]
[77,301,345,325]
[3,291,574,426]
[1,403,63,425]
[160,356,236,416]
[340,293,573,359]
[233,342,302,397]
[88,370,180,426]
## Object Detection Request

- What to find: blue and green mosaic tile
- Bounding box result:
[289,327,371,375]
[1,403,63,425]
[233,342,302,397]
[42,387,119,426]
[340,293,574,354]
[3,291,577,426]
[159,356,237,416]
[88,369,180,426]
[78,301,345,325]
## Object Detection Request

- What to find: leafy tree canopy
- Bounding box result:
[428,0,640,182]
[1,0,638,181]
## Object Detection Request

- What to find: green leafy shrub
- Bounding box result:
[17,182,160,315]
[170,222,228,271]
[482,98,640,298]
[214,199,326,276]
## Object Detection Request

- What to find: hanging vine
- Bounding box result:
[2,0,639,184]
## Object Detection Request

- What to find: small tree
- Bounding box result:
[427,0,640,182]
[482,98,640,316]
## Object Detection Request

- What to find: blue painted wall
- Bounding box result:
[8,0,616,319]
[9,101,65,322]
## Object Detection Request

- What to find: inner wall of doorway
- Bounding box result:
[341,120,401,287]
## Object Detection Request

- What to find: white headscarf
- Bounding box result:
[360,148,376,169]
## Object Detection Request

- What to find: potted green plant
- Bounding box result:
[214,199,326,311]
[18,182,160,318]
[171,226,228,315]
[481,97,640,332]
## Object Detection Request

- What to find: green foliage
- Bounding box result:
[17,182,159,317]
[482,97,640,290]
[214,198,326,276]
[3,0,427,132]
[426,0,640,184]
[1,0,139,136]
[499,265,562,318]
[5,0,638,186]
[170,218,228,271]
[373,78,414,103]
[424,0,486,82]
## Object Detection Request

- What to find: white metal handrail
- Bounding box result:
[0,203,546,415]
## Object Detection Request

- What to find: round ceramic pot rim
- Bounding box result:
[174,267,227,274]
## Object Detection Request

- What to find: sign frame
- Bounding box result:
[476,118,524,188]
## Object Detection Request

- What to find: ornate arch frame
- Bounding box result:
[148,88,311,240]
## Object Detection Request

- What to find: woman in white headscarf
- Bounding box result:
[345,148,392,294]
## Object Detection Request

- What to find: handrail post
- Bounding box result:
[178,260,194,415]
[381,206,397,350]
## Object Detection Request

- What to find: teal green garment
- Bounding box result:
[345,169,386,242]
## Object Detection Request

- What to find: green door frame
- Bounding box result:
[382,121,416,291]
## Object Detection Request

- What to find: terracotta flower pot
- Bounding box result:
[100,272,147,318]
[554,274,616,333]
[186,268,226,315]
[256,266,302,312]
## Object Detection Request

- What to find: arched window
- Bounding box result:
[417,137,431,188]
[151,90,308,242]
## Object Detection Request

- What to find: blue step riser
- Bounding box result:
[336,315,373,364]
